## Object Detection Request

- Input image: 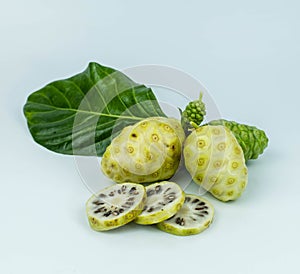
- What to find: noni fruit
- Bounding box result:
[208,119,268,161]
[181,92,206,133]
[101,117,185,183]
[184,125,248,202]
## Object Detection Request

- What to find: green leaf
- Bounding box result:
[23,62,166,156]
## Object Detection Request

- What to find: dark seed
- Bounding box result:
[158,202,166,206]
[119,208,124,213]
[147,190,155,196]
[127,197,135,201]
[104,210,112,217]
[198,202,205,206]
[109,192,114,197]
[118,189,121,194]
[195,213,205,217]
[99,193,106,198]
[129,187,137,194]
[185,197,191,202]
[121,185,126,192]
[147,207,154,213]
[195,207,205,210]
[180,220,185,226]
[93,200,104,206]
[164,187,171,194]
[155,185,161,193]
[202,211,209,215]
[192,198,199,203]
[126,201,134,206]
[175,217,181,224]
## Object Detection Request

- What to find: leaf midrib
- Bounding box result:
[27,101,145,121]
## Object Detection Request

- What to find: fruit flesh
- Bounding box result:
[135,181,185,225]
[184,125,248,202]
[86,183,146,231]
[101,117,185,183]
[157,194,214,236]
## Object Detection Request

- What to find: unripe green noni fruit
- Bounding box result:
[184,125,248,202]
[208,119,268,161]
[181,92,206,132]
[101,117,185,183]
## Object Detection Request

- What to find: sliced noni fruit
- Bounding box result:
[86,183,146,231]
[135,181,185,225]
[157,194,214,236]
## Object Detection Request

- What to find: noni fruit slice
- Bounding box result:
[208,119,268,161]
[101,117,185,183]
[86,183,146,231]
[157,194,214,236]
[135,181,185,225]
[184,125,248,202]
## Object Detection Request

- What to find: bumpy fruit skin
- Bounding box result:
[101,117,185,183]
[208,119,268,161]
[184,125,248,202]
[181,93,206,132]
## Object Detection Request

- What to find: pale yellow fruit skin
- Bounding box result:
[86,183,146,231]
[135,181,185,225]
[184,125,248,202]
[101,117,185,183]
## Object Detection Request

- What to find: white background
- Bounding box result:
[1,1,299,273]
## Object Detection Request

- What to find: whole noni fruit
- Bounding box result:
[101,117,185,183]
[184,125,248,202]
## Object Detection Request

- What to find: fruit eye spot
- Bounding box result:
[212,128,220,135]
[196,175,203,182]
[234,147,241,154]
[209,176,218,183]
[213,161,222,168]
[141,122,148,127]
[197,158,206,166]
[240,181,246,188]
[197,140,206,148]
[152,134,159,142]
[227,190,234,196]
[227,178,236,185]
[232,162,239,169]
[152,172,158,178]
[127,146,134,153]
[131,133,137,138]
[164,125,170,131]
[217,143,226,151]
[135,163,142,169]
[212,188,220,195]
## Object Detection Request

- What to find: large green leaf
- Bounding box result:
[23,62,166,156]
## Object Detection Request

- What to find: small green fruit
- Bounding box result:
[208,119,268,161]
